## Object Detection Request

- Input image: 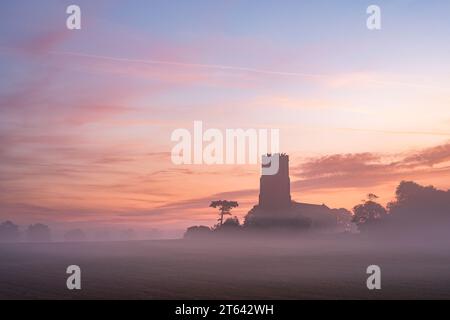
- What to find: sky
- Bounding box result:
[1,0,450,236]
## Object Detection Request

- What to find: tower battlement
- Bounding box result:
[258,153,291,210]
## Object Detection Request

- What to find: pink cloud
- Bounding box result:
[291,142,450,191]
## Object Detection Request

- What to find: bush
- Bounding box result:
[0,221,20,242]
[184,225,212,239]
[26,224,51,242]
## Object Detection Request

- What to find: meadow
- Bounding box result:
[1,237,449,300]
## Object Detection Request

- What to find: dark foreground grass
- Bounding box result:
[0,238,449,299]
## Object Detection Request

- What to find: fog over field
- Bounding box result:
[2,0,450,303]
[1,235,450,300]
[1,160,450,300]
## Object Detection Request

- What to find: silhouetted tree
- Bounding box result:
[352,194,387,233]
[367,193,379,201]
[388,181,450,216]
[210,200,239,226]
[64,229,86,242]
[0,221,20,242]
[184,226,211,239]
[26,223,51,242]
[222,216,240,227]
[331,208,355,232]
[386,181,450,235]
[215,216,241,233]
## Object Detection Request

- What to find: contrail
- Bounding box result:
[49,50,449,91]
[48,50,326,79]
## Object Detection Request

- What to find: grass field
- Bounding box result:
[1,237,449,299]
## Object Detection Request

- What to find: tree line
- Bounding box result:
[0,222,53,242]
[185,180,450,239]
[0,223,141,243]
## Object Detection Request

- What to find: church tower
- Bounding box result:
[258,154,291,210]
